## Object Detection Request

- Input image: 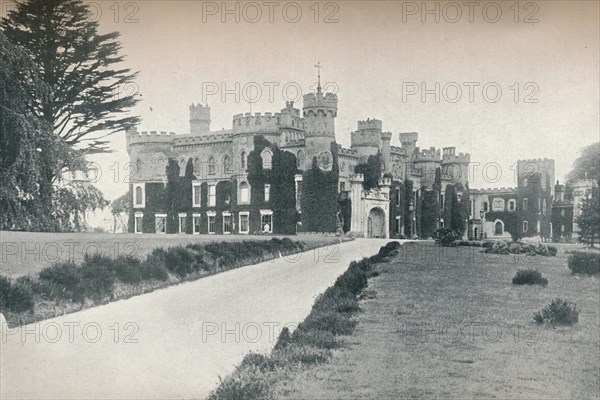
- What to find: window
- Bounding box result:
[223,155,231,173]
[543,199,547,215]
[239,212,249,234]
[223,213,232,234]
[340,182,346,192]
[396,216,401,234]
[193,214,201,234]
[264,184,270,202]
[208,184,216,207]
[135,186,143,206]
[396,188,401,206]
[208,157,215,175]
[508,199,516,211]
[440,194,445,207]
[194,158,201,174]
[260,210,273,233]
[457,194,462,201]
[523,221,529,232]
[240,151,247,170]
[178,213,186,234]
[340,162,345,172]
[483,201,488,212]
[193,183,201,207]
[239,182,250,204]
[207,213,216,234]
[297,150,304,169]
[136,159,142,175]
[179,158,186,172]
[261,149,273,169]
[523,198,528,211]
[134,212,143,234]
[155,214,166,234]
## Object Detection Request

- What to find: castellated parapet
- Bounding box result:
[189,103,211,134]
[413,147,441,162]
[303,91,338,139]
[126,127,176,148]
[357,119,382,132]
[400,132,419,144]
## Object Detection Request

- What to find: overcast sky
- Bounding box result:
[81,0,599,201]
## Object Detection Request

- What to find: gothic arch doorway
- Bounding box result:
[367,207,385,238]
[494,220,504,236]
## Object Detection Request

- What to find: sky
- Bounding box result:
[72,0,599,203]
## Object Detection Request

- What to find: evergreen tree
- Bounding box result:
[577,186,600,247]
[2,0,140,154]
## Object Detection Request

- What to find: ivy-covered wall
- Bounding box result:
[301,141,339,233]
[388,181,405,238]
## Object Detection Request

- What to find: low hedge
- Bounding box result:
[208,241,401,400]
[1,238,308,324]
[567,251,600,275]
[512,269,548,286]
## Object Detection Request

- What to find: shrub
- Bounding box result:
[567,251,600,275]
[273,344,330,365]
[483,240,557,257]
[432,228,460,247]
[110,255,143,284]
[207,365,273,400]
[80,254,117,301]
[512,269,548,286]
[140,258,170,281]
[38,262,83,301]
[0,275,34,313]
[534,298,579,325]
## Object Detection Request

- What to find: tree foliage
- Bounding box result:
[2,0,140,153]
[354,152,381,190]
[577,186,600,247]
[565,142,599,200]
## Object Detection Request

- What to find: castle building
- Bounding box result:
[126,73,568,240]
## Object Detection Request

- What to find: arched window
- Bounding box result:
[241,151,247,170]
[223,155,231,173]
[208,156,215,175]
[297,150,305,169]
[261,149,272,169]
[193,158,200,174]
[136,158,142,172]
[135,186,143,205]
[156,157,166,174]
[179,158,185,171]
[495,220,504,235]
[239,181,250,203]
[523,221,529,232]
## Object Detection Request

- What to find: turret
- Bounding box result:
[381,131,392,174]
[400,132,419,161]
[351,118,382,162]
[190,103,211,134]
[555,180,565,202]
[302,70,338,167]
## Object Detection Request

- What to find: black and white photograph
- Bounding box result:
[0,1,599,399]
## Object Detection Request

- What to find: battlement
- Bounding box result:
[303,91,338,109]
[337,145,358,158]
[173,132,232,146]
[126,127,176,146]
[381,131,392,141]
[471,187,517,194]
[378,177,392,186]
[350,173,364,182]
[357,118,382,132]
[442,152,471,164]
[351,130,380,148]
[232,112,286,134]
[413,147,441,162]
[390,145,406,155]
[189,103,210,119]
[400,132,419,144]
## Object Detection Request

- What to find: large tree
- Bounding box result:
[577,186,600,247]
[565,142,600,200]
[2,0,140,154]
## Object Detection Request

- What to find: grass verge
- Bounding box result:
[207,241,401,400]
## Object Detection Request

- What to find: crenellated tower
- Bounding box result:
[302,66,338,170]
[350,119,381,163]
[189,103,211,134]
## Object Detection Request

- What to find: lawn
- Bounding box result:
[0,231,344,278]
[274,242,600,399]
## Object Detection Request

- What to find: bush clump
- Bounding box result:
[534,298,579,325]
[567,251,600,275]
[483,240,557,256]
[432,228,460,247]
[0,275,34,313]
[512,269,548,286]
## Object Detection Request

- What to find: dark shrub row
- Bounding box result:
[0,238,306,316]
[432,228,460,247]
[208,241,400,400]
[567,251,600,275]
[512,269,548,286]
